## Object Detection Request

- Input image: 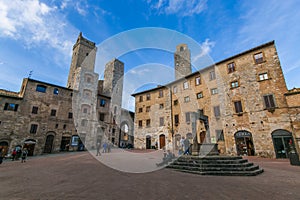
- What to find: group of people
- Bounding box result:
[0,147,28,164]
[96,141,112,156]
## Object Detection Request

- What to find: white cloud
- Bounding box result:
[148,0,207,16]
[192,39,215,63]
[0,0,77,58]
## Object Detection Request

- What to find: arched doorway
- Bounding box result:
[0,141,9,156]
[44,134,55,153]
[272,129,294,158]
[23,139,36,156]
[146,135,151,149]
[234,131,255,156]
[159,134,166,149]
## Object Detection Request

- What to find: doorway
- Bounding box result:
[44,135,54,153]
[235,131,255,156]
[146,135,151,149]
[159,134,166,149]
[272,130,294,158]
[23,139,36,156]
[60,136,71,151]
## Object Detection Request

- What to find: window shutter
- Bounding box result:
[264,96,270,108]
[269,95,275,108]
[4,103,8,110]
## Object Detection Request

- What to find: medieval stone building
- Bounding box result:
[132,41,300,159]
[0,33,134,156]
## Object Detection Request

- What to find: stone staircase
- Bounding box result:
[166,156,264,176]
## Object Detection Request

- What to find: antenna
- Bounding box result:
[28,70,33,78]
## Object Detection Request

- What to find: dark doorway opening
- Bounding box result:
[146,135,151,149]
[159,134,166,149]
[272,130,294,158]
[44,135,54,153]
[235,131,255,156]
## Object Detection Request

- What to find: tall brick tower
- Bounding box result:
[174,44,192,80]
[103,58,124,144]
[67,32,96,89]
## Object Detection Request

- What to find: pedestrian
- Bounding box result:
[21,148,28,163]
[179,136,185,155]
[12,149,17,161]
[96,142,101,156]
[102,142,107,153]
[107,142,111,153]
[183,137,190,155]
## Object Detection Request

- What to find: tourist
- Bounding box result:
[96,142,101,156]
[183,137,190,155]
[11,149,17,161]
[21,148,28,163]
[102,142,107,153]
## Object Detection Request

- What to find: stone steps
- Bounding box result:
[166,156,264,176]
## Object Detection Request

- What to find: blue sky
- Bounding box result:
[0,0,300,110]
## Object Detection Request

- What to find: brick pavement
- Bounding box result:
[0,152,299,200]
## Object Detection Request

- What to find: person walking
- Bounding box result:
[96,142,101,156]
[183,137,190,155]
[21,148,28,163]
[102,142,107,153]
[11,149,17,161]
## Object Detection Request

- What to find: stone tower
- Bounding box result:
[103,58,124,144]
[67,32,96,89]
[174,44,192,80]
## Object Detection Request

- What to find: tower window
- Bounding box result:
[234,101,243,113]
[227,62,235,73]
[36,85,47,93]
[174,100,178,106]
[146,94,151,100]
[183,81,189,89]
[174,115,179,125]
[159,90,164,98]
[197,92,203,99]
[146,106,151,112]
[146,119,151,127]
[180,46,184,51]
[139,96,143,102]
[53,88,59,95]
[68,112,73,119]
[4,103,18,111]
[185,112,190,123]
[30,124,38,134]
[184,96,190,103]
[230,81,239,88]
[211,88,218,95]
[263,94,276,109]
[32,106,38,114]
[138,107,143,113]
[195,77,201,85]
[159,117,164,126]
[50,109,57,116]
[159,104,164,109]
[259,73,269,81]
[138,120,142,128]
[254,52,264,64]
[209,71,216,80]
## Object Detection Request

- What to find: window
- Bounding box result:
[227,62,235,73]
[139,96,143,102]
[36,85,47,93]
[146,119,151,127]
[159,90,164,98]
[209,71,216,80]
[114,106,117,114]
[71,135,79,146]
[183,81,189,89]
[138,107,143,113]
[138,120,142,128]
[213,106,221,118]
[32,106,38,114]
[68,112,73,119]
[263,94,276,109]
[55,124,58,129]
[173,86,178,93]
[174,115,179,125]
[234,101,243,113]
[254,52,264,64]
[100,99,106,107]
[146,106,150,112]
[174,100,178,106]
[159,104,164,109]
[63,124,67,129]
[99,113,105,121]
[4,103,19,111]
[211,88,218,95]
[50,109,56,116]
[216,130,225,141]
[30,124,38,134]
[53,88,59,95]
[184,96,190,103]
[195,76,201,85]
[146,94,151,100]
[231,81,239,88]
[159,117,164,126]
[185,112,190,123]
[259,72,269,81]
[197,92,203,99]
